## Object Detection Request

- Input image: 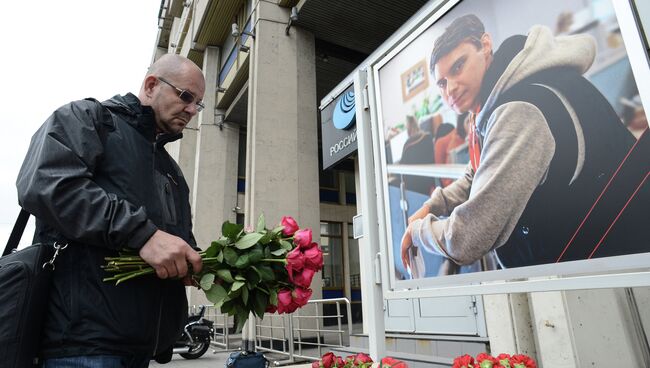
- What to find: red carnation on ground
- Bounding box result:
[452,354,475,368]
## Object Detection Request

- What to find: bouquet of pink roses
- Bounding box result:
[103,214,323,332]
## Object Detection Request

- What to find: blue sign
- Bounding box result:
[332,91,356,130]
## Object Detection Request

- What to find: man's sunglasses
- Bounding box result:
[158,77,205,112]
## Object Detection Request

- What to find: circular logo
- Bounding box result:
[332,91,356,130]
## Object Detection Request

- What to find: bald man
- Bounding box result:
[17,54,205,367]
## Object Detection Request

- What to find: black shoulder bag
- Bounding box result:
[0,209,66,367]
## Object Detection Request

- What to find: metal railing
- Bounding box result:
[255,297,353,364]
[193,297,353,364]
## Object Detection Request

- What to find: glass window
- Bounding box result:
[348,224,361,289]
[237,131,246,178]
[320,169,339,190]
[321,222,343,289]
[344,171,356,194]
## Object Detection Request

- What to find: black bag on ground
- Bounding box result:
[0,209,60,368]
[225,351,269,368]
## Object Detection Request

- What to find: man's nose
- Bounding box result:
[184,103,199,115]
[446,79,458,95]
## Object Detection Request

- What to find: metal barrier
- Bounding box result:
[255,297,353,364]
[192,297,352,364]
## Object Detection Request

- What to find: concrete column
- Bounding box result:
[244,0,321,297]
[528,291,578,368]
[484,293,536,357]
[189,46,240,305]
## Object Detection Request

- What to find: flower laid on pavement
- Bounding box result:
[102,214,323,332]
[453,352,536,368]
[312,352,408,368]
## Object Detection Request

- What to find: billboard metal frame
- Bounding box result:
[357,0,650,299]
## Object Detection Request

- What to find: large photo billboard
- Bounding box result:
[374,0,649,286]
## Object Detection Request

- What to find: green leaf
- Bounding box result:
[257,265,275,281]
[256,213,266,232]
[235,233,264,250]
[204,284,227,305]
[222,221,243,240]
[253,290,267,317]
[223,247,238,266]
[272,225,284,235]
[245,269,261,287]
[216,238,230,246]
[216,250,224,263]
[242,285,249,305]
[279,240,293,251]
[249,248,264,263]
[235,254,250,268]
[200,274,215,290]
[221,299,235,314]
[234,310,249,333]
[269,289,278,306]
[259,232,273,245]
[216,269,234,283]
[271,248,286,256]
[228,286,242,299]
[213,293,231,310]
[231,280,245,292]
[205,242,220,258]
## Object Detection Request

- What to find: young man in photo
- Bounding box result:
[401,14,647,273]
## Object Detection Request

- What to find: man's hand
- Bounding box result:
[139,230,203,279]
[408,203,430,225]
[401,226,413,270]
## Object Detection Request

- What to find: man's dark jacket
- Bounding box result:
[16,93,194,359]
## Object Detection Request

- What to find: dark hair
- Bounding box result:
[430,14,486,73]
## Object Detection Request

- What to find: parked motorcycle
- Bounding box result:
[173,305,214,359]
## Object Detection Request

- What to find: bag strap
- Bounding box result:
[3,209,30,257]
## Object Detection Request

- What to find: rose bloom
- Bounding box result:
[344,355,355,365]
[293,287,312,307]
[453,354,475,368]
[303,242,324,271]
[265,304,277,314]
[293,228,313,248]
[286,247,305,273]
[277,289,299,314]
[334,356,345,367]
[380,357,408,368]
[320,352,337,368]
[354,352,373,364]
[290,267,316,289]
[281,216,299,236]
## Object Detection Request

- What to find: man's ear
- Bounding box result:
[143,75,158,97]
[480,33,493,57]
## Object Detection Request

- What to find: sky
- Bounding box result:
[0,0,161,249]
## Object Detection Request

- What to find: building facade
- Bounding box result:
[152,0,650,366]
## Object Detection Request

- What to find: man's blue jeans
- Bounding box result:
[41,355,150,368]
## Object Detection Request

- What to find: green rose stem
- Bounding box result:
[103,253,288,284]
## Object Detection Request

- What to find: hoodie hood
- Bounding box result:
[477,25,596,128]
